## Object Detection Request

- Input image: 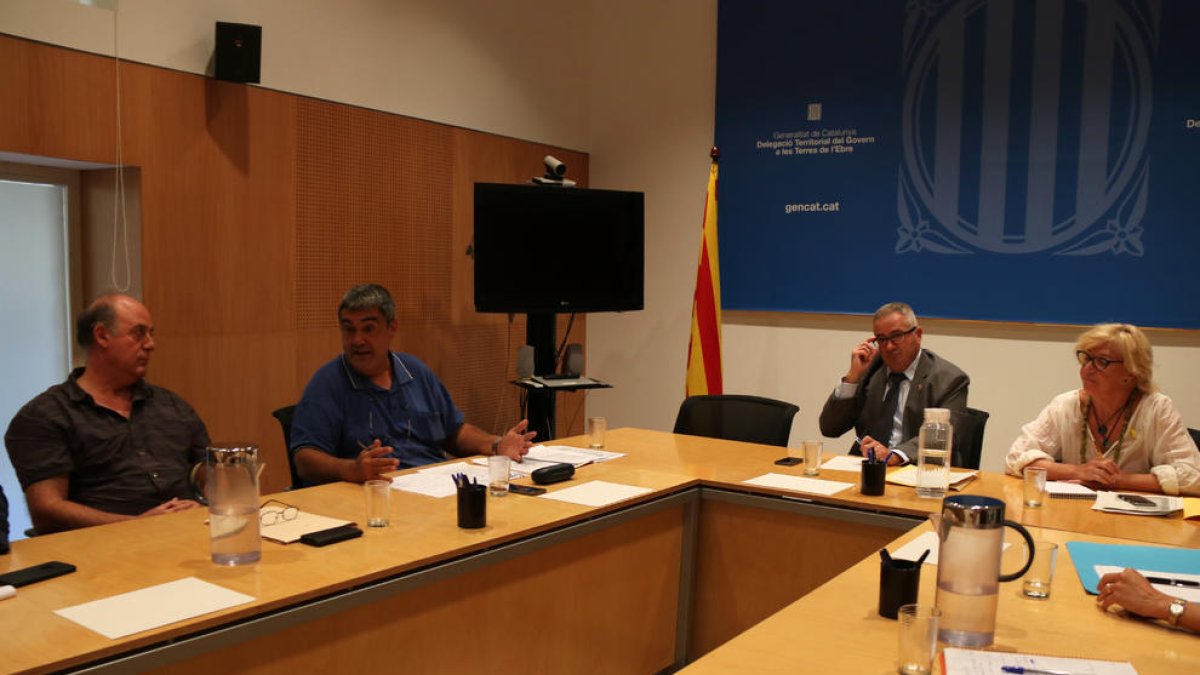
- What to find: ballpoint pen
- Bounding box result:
[1145,575,1199,588]
[1001,666,1077,675]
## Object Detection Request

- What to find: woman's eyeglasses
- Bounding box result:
[1076,350,1123,372]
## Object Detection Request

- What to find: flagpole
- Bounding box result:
[686,147,723,397]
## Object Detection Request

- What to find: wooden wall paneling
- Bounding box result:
[132,68,296,334]
[0,36,116,163]
[295,99,454,331]
[0,35,595,496]
[148,332,298,495]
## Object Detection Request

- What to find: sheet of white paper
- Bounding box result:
[260,510,353,544]
[941,647,1137,675]
[1094,565,1200,603]
[1046,481,1097,497]
[820,455,866,471]
[885,465,977,490]
[538,480,652,507]
[891,531,941,565]
[54,577,254,640]
[743,473,855,496]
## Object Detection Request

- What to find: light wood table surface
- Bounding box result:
[682,522,1200,675]
[2,428,1195,673]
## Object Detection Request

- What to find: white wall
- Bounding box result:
[0,0,592,150]
[4,0,1198,476]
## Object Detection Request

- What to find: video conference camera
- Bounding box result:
[532,155,576,186]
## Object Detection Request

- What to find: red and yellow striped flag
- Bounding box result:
[686,150,723,396]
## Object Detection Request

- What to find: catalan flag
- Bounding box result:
[686,149,723,396]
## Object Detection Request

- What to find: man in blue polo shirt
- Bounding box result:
[290,284,536,485]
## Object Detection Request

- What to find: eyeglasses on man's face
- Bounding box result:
[260,498,299,526]
[873,325,918,346]
[1076,350,1124,372]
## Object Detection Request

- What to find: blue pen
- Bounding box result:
[1001,666,1076,675]
[881,450,895,465]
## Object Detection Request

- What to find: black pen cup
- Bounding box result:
[878,558,921,619]
[861,460,887,496]
[457,484,487,529]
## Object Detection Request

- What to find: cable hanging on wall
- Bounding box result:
[109,1,132,293]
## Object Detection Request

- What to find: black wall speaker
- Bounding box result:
[563,344,583,377]
[214,22,262,83]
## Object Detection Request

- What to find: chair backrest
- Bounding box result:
[1189,428,1200,450]
[951,407,989,470]
[272,405,302,490]
[673,394,800,448]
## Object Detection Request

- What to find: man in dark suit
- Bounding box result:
[818,302,969,464]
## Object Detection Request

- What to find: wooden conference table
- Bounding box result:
[1,429,1196,673]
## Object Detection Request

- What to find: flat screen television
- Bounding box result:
[473,182,645,314]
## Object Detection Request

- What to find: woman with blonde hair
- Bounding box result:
[1007,323,1200,496]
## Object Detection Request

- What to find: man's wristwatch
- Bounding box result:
[1167,597,1187,627]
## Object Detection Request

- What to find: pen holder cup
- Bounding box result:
[457,485,487,529]
[879,558,921,619]
[861,460,887,496]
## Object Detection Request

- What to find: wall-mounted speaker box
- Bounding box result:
[214,22,262,83]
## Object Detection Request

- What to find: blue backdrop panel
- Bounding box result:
[716,0,1200,328]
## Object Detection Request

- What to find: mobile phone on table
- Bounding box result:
[774,457,803,466]
[0,561,76,588]
[508,484,547,496]
[1117,493,1158,507]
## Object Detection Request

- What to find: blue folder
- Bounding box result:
[1066,541,1200,594]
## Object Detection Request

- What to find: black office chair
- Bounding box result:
[673,394,800,448]
[1189,428,1200,450]
[951,407,990,470]
[272,405,302,490]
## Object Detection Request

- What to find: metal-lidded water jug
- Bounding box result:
[207,443,261,566]
[931,495,1034,647]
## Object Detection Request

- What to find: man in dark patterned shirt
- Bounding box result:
[4,294,210,533]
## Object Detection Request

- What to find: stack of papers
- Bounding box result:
[473,444,625,476]
[391,461,489,498]
[1092,491,1183,516]
[941,647,1136,674]
[885,465,978,491]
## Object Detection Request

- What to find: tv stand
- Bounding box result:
[521,313,609,442]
